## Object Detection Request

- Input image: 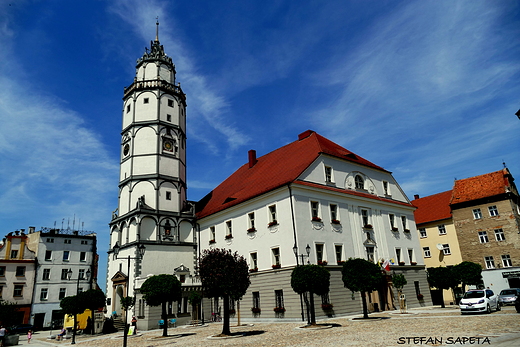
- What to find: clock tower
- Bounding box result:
[107,22,198,328]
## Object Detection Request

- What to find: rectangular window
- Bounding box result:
[61,269,69,280]
[335,245,342,264]
[43,269,51,280]
[315,244,324,262]
[396,248,402,263]
[63,251,70,261]
[14,285,23,297]
[438,224,446,235]
[64,239,71,244]
[81,240,88,245]
[248,212,255,230]
[473,208,482,219]
[324,166,332,182]
[442,244,451,255]
[366,247,375,263]
[16,266,25,277]
[226,221,232,238]
[210,226,216,242]
[166,191,171,200]
[478,231,489,243]
[389,214,395,229]
[272,247,280,266]
[45,250,52,261]
[252,291,260,309]
[419,228,427,238]
[361,209,370,227]
[126,104,130,113]
[268,205,277,225]
[40,288,48,301]
[502,255,512,267]
[167,114,172,122]
[59,288,67,300]
[484,256,495,269]
[275,289,284,308]
[143,98,149,104]
[383,181,390,195]
[310,201,320,219]
[401,216,408,231]
[330,204,338,222]
[488,205,499,217]
[423,247,431,258]
[80,252,86,262]
[250,252,258,270]
[46,238,54,243]
[168,99,174,107]
[79,269,86,280]
[0,267,5,277]
[408,249,414,263]
[494,228,506,241]
[10,250,18,259]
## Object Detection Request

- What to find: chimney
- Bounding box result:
[29,226,35,234]
[248,150,257,168]
[414,194,420,200]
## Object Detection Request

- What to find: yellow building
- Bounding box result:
[413,191,462,305]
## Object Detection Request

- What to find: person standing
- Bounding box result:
[131,316,137,334]
[27,330,32,344]
[0,326,6,347]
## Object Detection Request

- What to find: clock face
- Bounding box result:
[163,140,173,152]
[123,144,130,156]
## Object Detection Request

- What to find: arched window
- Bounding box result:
[355,175,364,189]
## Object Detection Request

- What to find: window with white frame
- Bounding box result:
[63,251,70,261]
[79,269,86,280]
[64,239,71,244]
[210,226,216,242]
[355,175,364,189]
[42,269,50,280]
[40,288,48,301]
[16,266,25,277]
[423,247,431,258]
[226,221,232,238]
[383,181,390,195]
[80,252,87,262]
[502,255,512,267]
[335,245,342,264]
[61,269,69,280]
[45,250,52,261]
[389,214,396,229]
[442,244,451,255]
[419,228,427,238]
[494,228,505,241]
[473,208,482,219]
[268,205,277,225]
[395,248,402,263]
[407,249,414,264]
[330,204,338,222]
[401,216,408,231]
[59,288,66,300]
[10,250,18,259]
[361,209,370,227]
[13,285,23,297]
[325,166,332,182]
[250,252,258,270]
[272,248,280,266]
[248,212,255,231]
[311,201,320,220]
[46,238,54,243]
[488,205,499,217]
[438,224,446,235]
[366,247,375,263]
[478,231,489,243]
[484,256,495,269]
[315,244,324,263]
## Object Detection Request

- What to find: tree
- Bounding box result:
[140,274,182,337]
[188,291,202,323]
[60,295,87,338]
[198,248,250,336]
[0,300,18,328]
[452,261,482,293]
[341,258,383,319]
[392,273,407,312]
[427,267,460,308]
[78,289,106,334]
[291,264,330,325]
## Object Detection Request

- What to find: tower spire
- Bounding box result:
[155,17,159,42]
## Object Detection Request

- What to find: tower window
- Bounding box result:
[143,98,149,104]
[167,114,172,122]
[166,191,171,200]
[168,99,174,107]
[126,104,130,113]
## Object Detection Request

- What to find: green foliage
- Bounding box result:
[392,273,407,292]
[198,248,250,300]
[291,264,330,295]
[188,291,202,306]
[453,261,482,287]
[427,267,459,290]
[78,289,106,311]
[120,296,135,310]
[341,258,383,293]
[140,274,182,307]
[0,300,18,327]
[60,295,87,316]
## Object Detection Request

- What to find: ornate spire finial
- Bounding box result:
[155,17,159,42]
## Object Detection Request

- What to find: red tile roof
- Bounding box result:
[450,169,511,205]
[196,130,388,218]
[412,190,452,225]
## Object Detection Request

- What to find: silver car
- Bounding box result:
[459,289,500,314]
[498,288,520,306]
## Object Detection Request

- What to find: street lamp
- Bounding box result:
[292,243,311,323]
[67,268,91,345]
[112,242,146,347]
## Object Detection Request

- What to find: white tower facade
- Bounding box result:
[107,24,198,329]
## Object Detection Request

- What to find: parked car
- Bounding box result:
[498,288,520,306]
[515,297,520,313]
[459,289,500,314]
[9,324,35,334]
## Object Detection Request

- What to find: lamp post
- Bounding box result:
[112,242,146,347]
[292,243,311,322]
[67,268,91,345]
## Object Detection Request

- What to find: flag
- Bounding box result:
[382,259,390,271]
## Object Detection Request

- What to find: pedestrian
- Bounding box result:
[0,325,6,347]
[57,327,66,341]
[27,330,32,343]
[131,316,137,334]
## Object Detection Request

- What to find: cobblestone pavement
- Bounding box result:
[25,305,520,347]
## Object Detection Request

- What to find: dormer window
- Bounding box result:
[383,181,390,195]
[325,166,332,183]
[355,175,364,189]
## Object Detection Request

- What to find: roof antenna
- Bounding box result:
[503,161,507,168]
[155,17,159,42]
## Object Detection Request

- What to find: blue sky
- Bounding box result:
[1,0,519,290]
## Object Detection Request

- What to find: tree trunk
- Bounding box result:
[161,301,168,337]
[303,292,310,324]
[222,295,231,336]
[440,290,445,308]
[309,292,316,325]
[361,291,369,319]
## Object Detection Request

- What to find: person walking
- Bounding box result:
[0,326,6,347]
[131,316,137,334]
[27,330,32,343]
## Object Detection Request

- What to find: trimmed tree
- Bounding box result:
[452,261,482,293]
[291,264,330,325]
[392,273,407,312]
[140,274,182,337]
[198,248,250,336]
[342,258,383,319]
[77,289,106,334]
[60,295,87,336]
[0,300,18,328]
[427,267,460,308]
